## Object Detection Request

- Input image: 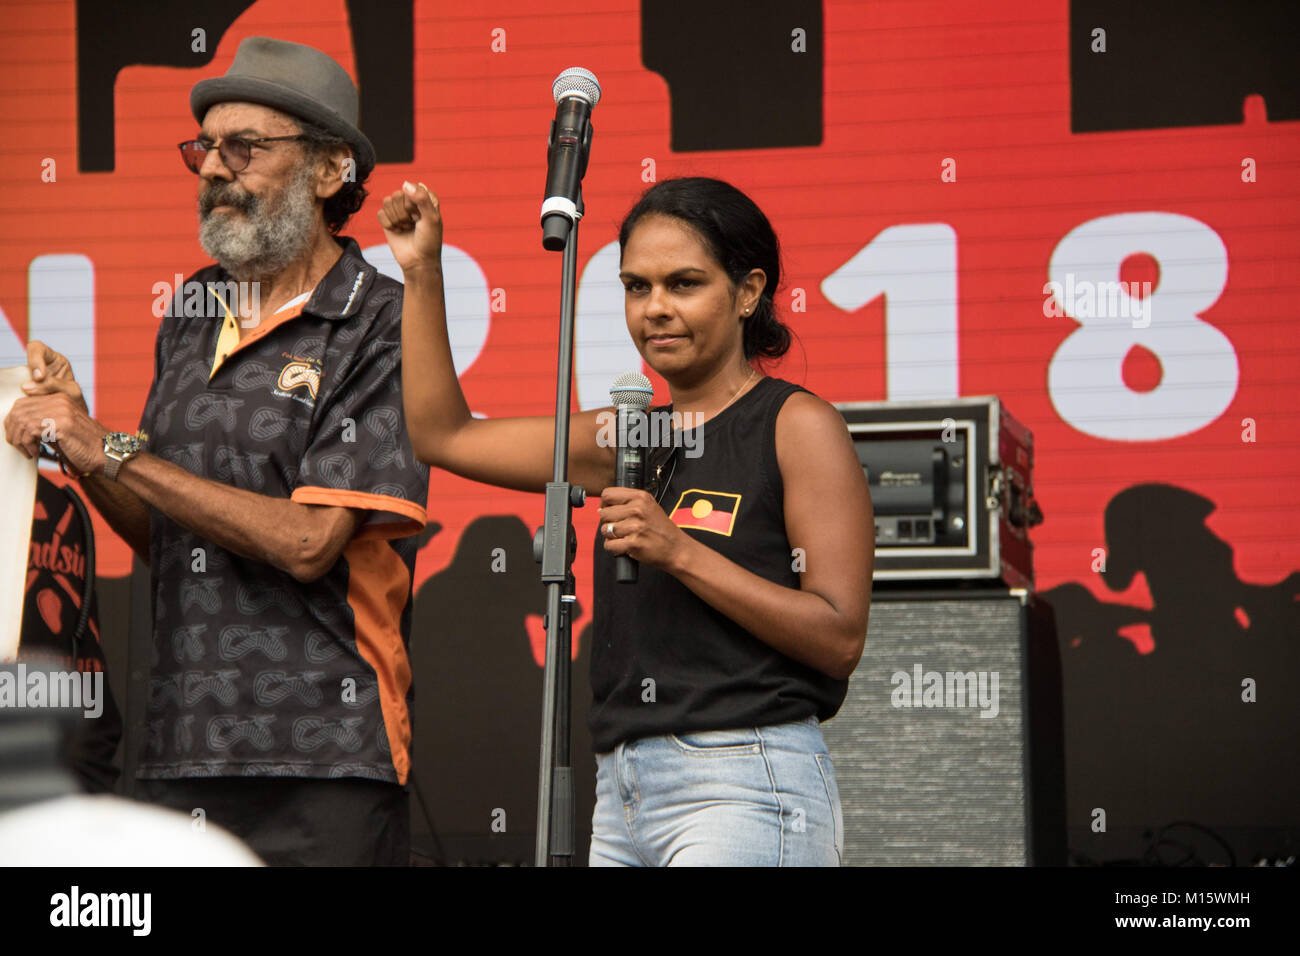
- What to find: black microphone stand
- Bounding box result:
[532,188,584,866]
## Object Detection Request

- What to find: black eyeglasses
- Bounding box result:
[177,135,307,174]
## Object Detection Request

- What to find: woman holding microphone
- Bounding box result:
[379,176,873,866]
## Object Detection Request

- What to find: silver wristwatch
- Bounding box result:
[102,431,142,481]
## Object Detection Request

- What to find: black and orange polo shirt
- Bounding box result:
[136,236,429,784]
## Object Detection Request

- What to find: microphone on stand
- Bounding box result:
[541,67,601,251]
[609,372,654,583]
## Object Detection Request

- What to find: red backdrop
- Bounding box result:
[2,0,1297,668]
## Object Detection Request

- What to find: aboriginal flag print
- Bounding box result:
[668,489,742,536]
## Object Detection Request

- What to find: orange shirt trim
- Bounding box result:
[209,290,309,379]
[342,538,413,785]
[290,486,426,539]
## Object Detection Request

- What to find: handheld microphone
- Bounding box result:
[609,372,653,583]
[541,67,601,251]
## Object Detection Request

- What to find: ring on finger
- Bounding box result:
[605,522,617,538]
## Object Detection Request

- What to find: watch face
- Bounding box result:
[105,432,141,455]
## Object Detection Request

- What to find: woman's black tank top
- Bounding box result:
[589,375,849,752]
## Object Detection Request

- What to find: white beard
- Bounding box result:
[198,162,318,280]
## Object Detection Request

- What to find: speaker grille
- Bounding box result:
[823,596,1031,865]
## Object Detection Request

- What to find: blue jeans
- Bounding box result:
[590,716,844,866]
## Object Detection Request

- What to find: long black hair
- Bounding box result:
[618,177,792,362]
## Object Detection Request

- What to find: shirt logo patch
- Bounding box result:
[668,489,742,536]
[277,361,321,401]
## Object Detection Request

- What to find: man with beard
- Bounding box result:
[4,37,429,865]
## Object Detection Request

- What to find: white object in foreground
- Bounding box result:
[0,366,39,661]
[0,794,263,866]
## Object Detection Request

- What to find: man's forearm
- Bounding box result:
[113,452,350,582]
[79,472,152,564]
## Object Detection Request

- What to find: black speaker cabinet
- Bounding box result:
[822,589,1065,866]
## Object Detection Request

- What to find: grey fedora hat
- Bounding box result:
[190,36,375,175]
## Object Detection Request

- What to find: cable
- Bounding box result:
[60,483,96,664]
[1144,821,1237,868]
[408,761,447,866]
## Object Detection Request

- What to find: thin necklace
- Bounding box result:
[652,450,678,505]
[716,368,759,418]
[653,369,759,504]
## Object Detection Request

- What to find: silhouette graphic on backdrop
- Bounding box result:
[75,0,414,172]
[408,516,594,863]
[1070,0,1300,132]
[1042,484,1299,841]
[641,0,823,151]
